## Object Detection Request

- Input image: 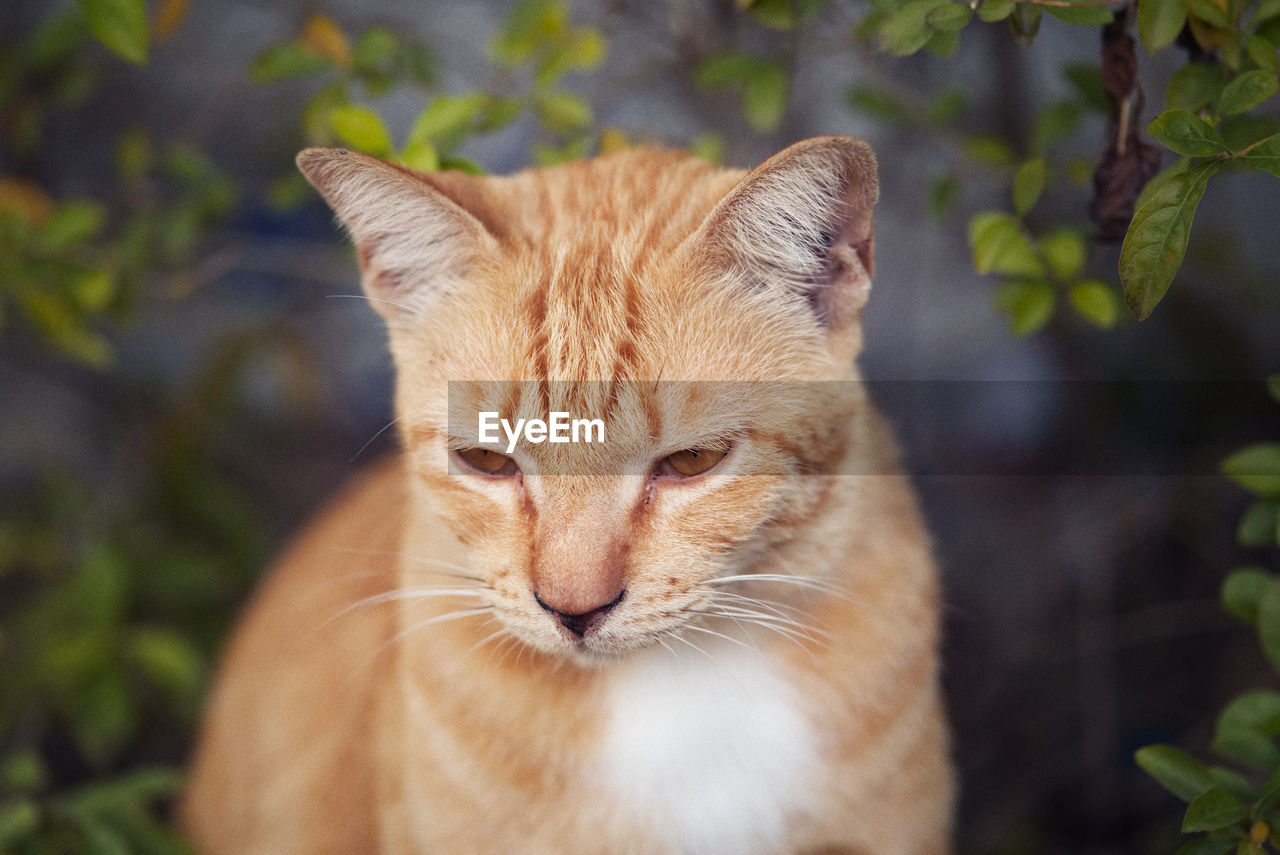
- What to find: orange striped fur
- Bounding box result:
[182,137,953,854]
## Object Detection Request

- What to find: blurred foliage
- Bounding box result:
[1,0,1278,851]
[1136,380,1280,854]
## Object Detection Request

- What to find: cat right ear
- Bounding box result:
[695,135,879,334]
[296,147,497,325]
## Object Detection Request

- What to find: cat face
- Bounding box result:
[298,137,878,661]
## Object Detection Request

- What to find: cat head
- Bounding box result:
[298,137,881,662]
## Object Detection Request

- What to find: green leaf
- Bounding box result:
[1031,100,1080,154]
[1046,0,1115,25]
[1119,158,1220,319]
[1224,568,1274,623]
[534,91,593,133]
[926,24,962,53]
[1247,34,1280,72]
[1135,744,1216,802]
[1257,767,1280,814]
[1213,724,1280,769]
[74,270,115,313]
[694,52,760,90]
[1065,63,1110,112]
[1217,690,1280,738]
[878,0,950,56]
[42,201,106,250]
[1183,787,1247,832]
[1166,62,1230,112]
[1069,280,1119,328]
[1013,157,1048,215]
[969,212,1044,276]
[1221,70,1280,115]
[1223,444,1280,496]
[1240,134,1280,177]
[965,135,1017,166]
[1257,0,1280,26]
[1259,577,1280,671]
[75,818,132,855]
[1238,501,1280,547]
[690,133,726,165]
[248,43,329,82]
[1269,374,1280,403]
[127,628,203,706]
[1008,3,1042,43]
[1209,767,1258,803]
[1041,229,1086,280]
[77,0,148,64]
[1,752,49,794]
[399,140,439,171]
[926,3,973,32]
[67,768,185,813]
[328,104,393,156]
[1213,690,1280,767]
[928,173,960,220]
[534,27,608,89]
[846,86,910,123]
[477,97,524,133]
[407,94,488,147]
[352,27,399,73]
[977,0,1016,22]
[927,89,968,125]
[1138,0,1188,53]
[745,0,826,29]
[0,800,40,847]
[492,0,566,67]
[1148,109,1231,157]
[994,278,1056,335]
[742,63,788,132]
[1188,0,1233,27]
[114,128,151,181]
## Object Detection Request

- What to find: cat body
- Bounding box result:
[182,138,952,854]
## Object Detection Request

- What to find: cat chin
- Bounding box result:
[509,626,675,666]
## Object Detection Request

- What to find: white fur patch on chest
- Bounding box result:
[598,645,820,855]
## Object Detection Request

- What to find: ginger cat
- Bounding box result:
[181,136,953,854]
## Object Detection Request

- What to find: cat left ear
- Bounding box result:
[696,136,878,331]
[296,147,497,324]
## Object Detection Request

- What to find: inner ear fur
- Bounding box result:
[296,147,497,324]
[695,135,879,331]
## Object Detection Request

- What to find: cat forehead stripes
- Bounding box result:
[297,137,879,383]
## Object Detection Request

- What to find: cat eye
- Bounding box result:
[454,447,519,477]
[659,448,728,479]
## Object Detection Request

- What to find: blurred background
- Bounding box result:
[2,0,1279,852]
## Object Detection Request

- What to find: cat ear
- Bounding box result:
[296,147,497,324]
[696,136,878,331]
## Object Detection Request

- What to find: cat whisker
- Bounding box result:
[708,573,852,600]
[350,416,402,462]
[466,624,518,665]
[667,631,715,661]
[378,606,495,653]
[692,603,824,639]
[345,584,490,610]
[333,548,486,583]
[702,589,805,620]
[679,623,759,654]
[692,607,830,651]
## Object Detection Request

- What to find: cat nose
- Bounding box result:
[534,589,625,639]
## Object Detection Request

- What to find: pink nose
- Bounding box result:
[533,589,625,639]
